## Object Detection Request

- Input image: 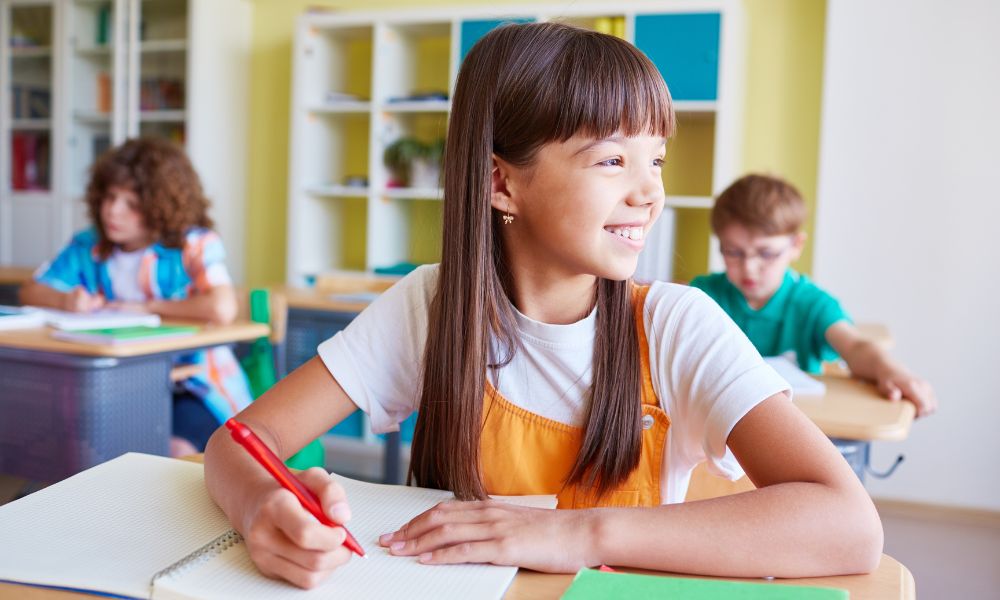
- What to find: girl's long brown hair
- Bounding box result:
[409,23,675,500]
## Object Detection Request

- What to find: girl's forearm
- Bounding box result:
[591,481,882,578]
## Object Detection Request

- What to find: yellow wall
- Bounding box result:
[245,0,826,285]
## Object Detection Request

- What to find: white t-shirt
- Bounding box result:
[107,247,146,302]
[318,264,790,504]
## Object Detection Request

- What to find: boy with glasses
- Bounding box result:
[690,174,936,417]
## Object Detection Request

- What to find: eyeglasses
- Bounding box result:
[719,243,792,266]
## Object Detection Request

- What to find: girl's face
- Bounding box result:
[496,133,666,283]
[100,185,151,251]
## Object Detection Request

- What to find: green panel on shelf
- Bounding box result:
[460,18,536,62]
[671,207,712,283]
[635,13,720,101]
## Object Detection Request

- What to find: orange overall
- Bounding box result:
[480,286,670,508]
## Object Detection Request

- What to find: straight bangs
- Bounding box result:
[494,28,675,163]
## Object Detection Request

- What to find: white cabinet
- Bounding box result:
[286,2,744,287]
[0,0,251,281]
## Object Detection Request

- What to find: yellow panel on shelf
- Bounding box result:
[340,197,367,271]
[663,113,714,197]
[415,35,450,95]
[345,38,372,99]
[408,200,442,265]
[671,208,712,283]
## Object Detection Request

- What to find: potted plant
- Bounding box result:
[383,137,426,187]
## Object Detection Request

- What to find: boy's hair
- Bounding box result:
[85,137,213,258]
[410,22,674,501]
[711,174,807,236]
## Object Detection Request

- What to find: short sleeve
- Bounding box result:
[645,284,791,481]
[182,229,232,293]
[317,265,437,434]
[33,231,95,293]
[806,285,852,365]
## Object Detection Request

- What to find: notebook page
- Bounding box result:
[154,474,555,600]
[0,453,231,599]
[764,356,827,397]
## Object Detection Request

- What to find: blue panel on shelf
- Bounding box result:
[460,18,535,62]
[634,13,720,101]
[377,412,418,444]
[330,409,366,438]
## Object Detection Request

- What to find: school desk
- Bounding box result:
[0,266,32,306]
[0,555,915,600]
[0,320,268,483]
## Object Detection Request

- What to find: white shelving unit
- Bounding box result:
[0,0,252,281]
[286,2,744,287]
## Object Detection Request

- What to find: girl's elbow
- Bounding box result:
[838,501,884,574]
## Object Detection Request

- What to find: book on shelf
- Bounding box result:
[0,305,45,331]
[51,324,199,346]
[0,453,555,600]
[11,132,50,191]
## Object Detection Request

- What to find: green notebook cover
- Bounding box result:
[53,325,199,345]
[560,569,849,600]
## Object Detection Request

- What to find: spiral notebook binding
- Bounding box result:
[150,529,244,588]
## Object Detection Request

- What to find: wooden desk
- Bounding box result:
[0,321,268,482]
[0,555,914,600]
[801,373,914,442]
[0,266,33,305]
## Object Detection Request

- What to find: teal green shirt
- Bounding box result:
[689,270,851,374]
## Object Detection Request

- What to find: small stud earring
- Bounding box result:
[503,201,514,225]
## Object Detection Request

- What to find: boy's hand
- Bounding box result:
[242,467,354,589]
[107,300,149,313]
[64,288,105,312]
[875,367,937,418]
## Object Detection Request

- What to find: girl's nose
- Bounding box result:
[626,171,664,207]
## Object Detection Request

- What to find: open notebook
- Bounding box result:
[0,453,555,600]
[764,355,827,397]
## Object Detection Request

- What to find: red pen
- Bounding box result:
[225,418,366,558]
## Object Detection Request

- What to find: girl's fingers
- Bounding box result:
[381,501,510,545]
[388,522,497,556]
[253,545,348,590]
[297,468,352,523]
[417,540,512,566]
[267,489,348,551]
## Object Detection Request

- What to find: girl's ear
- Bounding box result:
[489,154,518,217]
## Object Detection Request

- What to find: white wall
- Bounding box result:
[815,0,1000,510]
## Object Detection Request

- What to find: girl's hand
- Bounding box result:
[379,500,599,573]
[64,288,105,312]
[875,366,937,418]
[242,468,355,589]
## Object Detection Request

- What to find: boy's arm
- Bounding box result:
[140,284,239,324]
[825,321,937,417]
[19,280,105,312]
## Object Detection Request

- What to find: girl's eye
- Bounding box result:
[652,157,665,167]
[597,157,623,167]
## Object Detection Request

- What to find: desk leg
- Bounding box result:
[0,349,172,482]
[383,431,402,484]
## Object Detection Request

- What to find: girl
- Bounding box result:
[205,23,882,589]
[21,138,253,457]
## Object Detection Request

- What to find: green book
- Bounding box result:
[560,569,849,600]
[52,325,199,346]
